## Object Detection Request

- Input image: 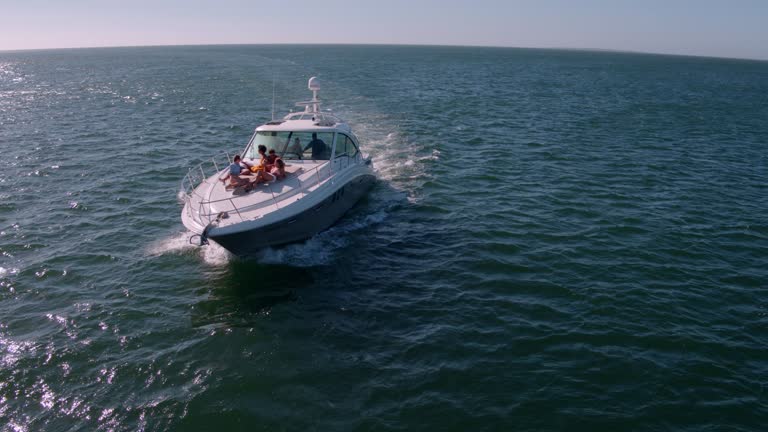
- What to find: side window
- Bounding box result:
[334,134,348,158]
[348,136,359,157]
[335,134,358,158]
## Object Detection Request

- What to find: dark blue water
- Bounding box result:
[1,45,767,431]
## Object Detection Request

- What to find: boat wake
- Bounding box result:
[256,207,390,266]
[345,114,438,204]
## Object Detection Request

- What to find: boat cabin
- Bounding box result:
[244,111,360,163]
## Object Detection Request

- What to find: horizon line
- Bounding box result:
[1,42,766,63]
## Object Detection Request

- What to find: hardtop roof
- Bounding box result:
[255,119,352,134]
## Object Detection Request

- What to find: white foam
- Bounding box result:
[257,236,336,266]
[349,120,433,188]
[147,231,232,266]
[147,231,197,256]
[176,189,188,205]
[199,241,231,266]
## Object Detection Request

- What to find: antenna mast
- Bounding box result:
[271,70,276,121]
[308,76,320,113]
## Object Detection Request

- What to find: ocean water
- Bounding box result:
[1,45,767,431]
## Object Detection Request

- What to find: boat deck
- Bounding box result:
[184,160,330,229]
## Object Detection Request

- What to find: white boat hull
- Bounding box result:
[200,173,375,256]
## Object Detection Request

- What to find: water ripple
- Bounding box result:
[0,46,767,431]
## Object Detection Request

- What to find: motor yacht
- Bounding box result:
[180,77,376,256]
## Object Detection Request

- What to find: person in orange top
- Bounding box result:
[251,145,275,183]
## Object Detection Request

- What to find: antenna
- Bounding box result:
[271,70,276,121]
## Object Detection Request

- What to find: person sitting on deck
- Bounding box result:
[220,155,255,190]
[266,148,279,169]
[269,152,286,180]
[250,145,275,183]
[303,133,327,160]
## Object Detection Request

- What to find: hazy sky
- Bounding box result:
[1,0,766,60]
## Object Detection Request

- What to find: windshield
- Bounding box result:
[245,131,334,161]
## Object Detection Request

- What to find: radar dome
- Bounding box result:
[308,76,320,91]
